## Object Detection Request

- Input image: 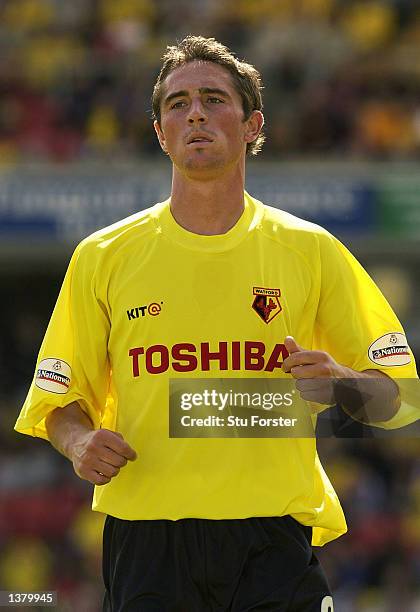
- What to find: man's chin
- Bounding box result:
[178,155,226,176]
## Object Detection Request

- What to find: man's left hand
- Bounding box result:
[282,336,346,405]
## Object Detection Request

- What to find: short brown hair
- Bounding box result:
[152,36,265,156]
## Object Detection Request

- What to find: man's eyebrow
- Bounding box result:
[199,87,230,98]
[163,87,231,106]
[163,90,188,106]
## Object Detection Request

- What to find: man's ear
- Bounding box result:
[244,111,264,145]
[154,120,168,153]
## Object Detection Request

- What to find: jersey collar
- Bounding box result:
[155,192,262,253]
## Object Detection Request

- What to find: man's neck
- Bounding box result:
[169,169,246,236]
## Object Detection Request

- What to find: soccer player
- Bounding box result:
[15,37,418,611]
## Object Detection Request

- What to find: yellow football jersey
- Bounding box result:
[15,193,418,546]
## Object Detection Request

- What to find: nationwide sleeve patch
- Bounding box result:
[35,358,72,394]
[368,332,411,367]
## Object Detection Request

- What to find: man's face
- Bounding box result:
[154,61,262,178]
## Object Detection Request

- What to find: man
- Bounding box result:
[15,36,418,611]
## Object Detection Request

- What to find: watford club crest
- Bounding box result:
[252,287,282,324]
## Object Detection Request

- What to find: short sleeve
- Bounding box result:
[313,232,419,429]
[14,240,111,440]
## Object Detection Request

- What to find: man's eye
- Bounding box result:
[170,101,186,109]
[208,97,223,104]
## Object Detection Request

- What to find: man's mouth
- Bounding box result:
[187,135,213,144]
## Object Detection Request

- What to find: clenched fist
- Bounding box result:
[282,336,345,405]
[45,402,138,486]
[70,429,137,486]
[281,336,400,422]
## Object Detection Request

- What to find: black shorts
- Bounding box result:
[102,515,333,612]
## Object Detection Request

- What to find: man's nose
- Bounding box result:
[187,99,207,124]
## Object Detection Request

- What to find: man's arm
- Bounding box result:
[45,402,137,485]
[282,337,400,423]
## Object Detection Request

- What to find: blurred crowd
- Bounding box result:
[317,438,420,611]
[0,272,419,611]
[1,0,420,162]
